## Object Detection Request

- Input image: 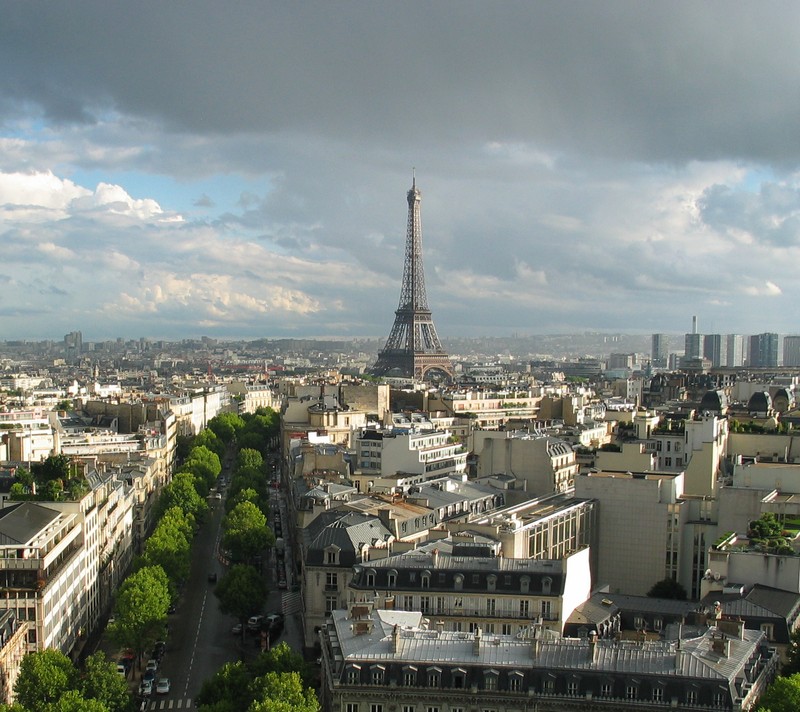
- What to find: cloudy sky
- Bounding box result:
[1,2,800,342]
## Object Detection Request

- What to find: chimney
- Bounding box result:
[391,624,400,653]
[435,620,444,635]
[432,549,439,568]
[473,627,482,656]
[588,630,597,663]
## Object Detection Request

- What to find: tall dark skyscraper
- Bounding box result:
[371,176,454,381]
[748,332,779,368]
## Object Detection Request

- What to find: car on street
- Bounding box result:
[208,572,217,583]
[143,670,156,684]
[247,614,264,631]
[156,678,171,695]
[139,680,153,696]
[145,659,158,673]
[116,664,127,677]
[231,622,243,635]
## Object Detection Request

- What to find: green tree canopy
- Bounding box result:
[14,649,77,712]
[78,652,132,712]
[646,577,688,600]
[249,642,313,689]
[750,512,784,540]
[756,673,800,712]
[47,690,109,712]
[215,564,268,625]
[111,565,170,662]
[195,661,253,712]
[208,413,245,445]
[247,672,319,712]
[236,449,264,472]
[158,471,208,521]
[222,502,274,563]
[193,428,225,459]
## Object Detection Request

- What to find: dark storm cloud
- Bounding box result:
[2,2,800,164]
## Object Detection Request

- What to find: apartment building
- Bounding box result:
[472,431,578,497]
[574,471,689,597]
[320,607,776,712]
[351,427,468,493]
[347,539,591,636]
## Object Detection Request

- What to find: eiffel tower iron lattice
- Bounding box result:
[371,176,454,381]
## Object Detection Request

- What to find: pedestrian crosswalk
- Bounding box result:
[281,590,302,614]
[144,699,193,710]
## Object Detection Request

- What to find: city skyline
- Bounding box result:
[2,3,800,340]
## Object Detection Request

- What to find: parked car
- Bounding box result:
[116,664,127,677]
[231,622,243,635]
[145,659,158,673]
[139,680,153,696]
[156,678,171,694]
[265,613,284,633]
[247,615,264,631]
[143,670,156,684]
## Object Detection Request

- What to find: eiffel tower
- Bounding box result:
[371,175,454,381]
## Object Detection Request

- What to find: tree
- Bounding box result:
[79,652,132,712]
[222,502,274,564]
[14,649,77,712]
[647,577,688,600]
[195,661,253,712]
[141,508,193,590]
[236,449,264,472]
[215,564,268,628]
[756,673,800,711]
[47,690,109,712]
[750,512,783,540]
[784,628,800,675]
[208,413,245,445]
[249,642,313,689]
[158,472,208,520]
[194,428,225,459]
[111,565,170,666]
[247,672,319,712]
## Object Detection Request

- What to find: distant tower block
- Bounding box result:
[371,175,454,381]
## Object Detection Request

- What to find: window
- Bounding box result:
[626,685,637,700]
[652,687,664,702]
[402,706,415,712]
[520,576,530,593]
[509,675,522,692]
[484,671,498,691]
[713,691,725,706]
[427,707,439,712]
[371,705,383,712]
[366,572,375,587]
[600,682,612,697]
[347,705,359,712]
[501,624,512,635]
[421,574,430,589]
[436,596,445,614]
[454,575,463,590]
[761,623,775,640]
[403,670,416,686]
[665,457,672,467]
[541,600,551,619]
[520,600,529,617]
[388,572,397,587]
[347,667,360,684]
[543,678,555,693]
[634,616,645,630]
[487,575,497,592]
[567,680,578,696]
[325,595,337,613]
[653,617,663,632]
[542,577,552,594]
[326,549,338,564]
[403,595,414,612]
[486,598,496,616]
[326,572,338,590]
[371,667,384,685]
[428,669,440,687]
[420,596,430,614]
[686,690,697,704]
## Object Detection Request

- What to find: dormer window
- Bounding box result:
[483,670,499,691]
[520,576,530,594]
[326,547,340,565]
[454,574,464,590]
[421,571,430,589]
[487,575,497,592]
[366,569,376,587]
[388,570,397,588]
[542,577,552,595]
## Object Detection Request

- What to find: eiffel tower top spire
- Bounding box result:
[371,176,454,381]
